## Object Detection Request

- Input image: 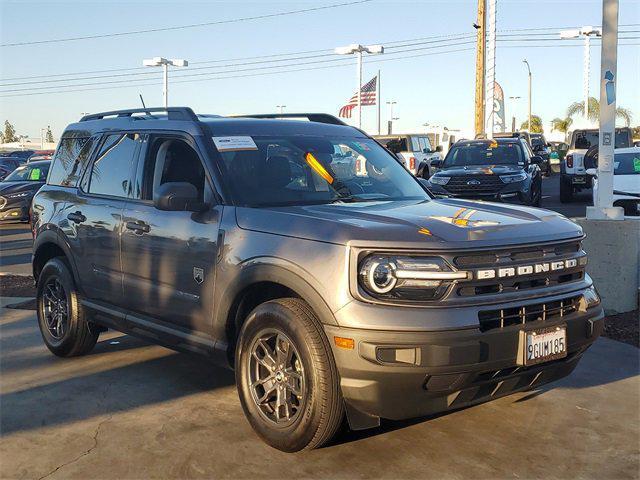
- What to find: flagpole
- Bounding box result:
[357,50,363,129]
[377,69,381,135]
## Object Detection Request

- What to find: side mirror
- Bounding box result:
[435,145,443,153]
[586,168,598,177]
[531,155,544,165]
[154,182,206,212]
[430,159,442,168]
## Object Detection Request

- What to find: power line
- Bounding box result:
[0,0,374,47]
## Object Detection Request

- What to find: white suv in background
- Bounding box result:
[587,146,640,216]
[561,127,633,203]
[374,134,442,177]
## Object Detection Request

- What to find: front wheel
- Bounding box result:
[235,298,344,452]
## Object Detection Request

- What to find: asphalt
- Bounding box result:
[0,174,592,277]
[0,302,638,479]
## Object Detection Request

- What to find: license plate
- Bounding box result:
[518,325,567,366]
[572,177,586,184]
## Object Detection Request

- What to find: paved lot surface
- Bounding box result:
[0,174,590,277]
[0,303,638,479]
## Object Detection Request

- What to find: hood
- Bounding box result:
[0,181,42,196]
[235,198,583,250]
[435,164,524,176]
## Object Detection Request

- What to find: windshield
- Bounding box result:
[572,131,630,149]
[216,136,428,207]
[442,141,523,168]
[4,163,49,182]
[614,153,640,175]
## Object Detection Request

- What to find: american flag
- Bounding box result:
[338,75,377,118]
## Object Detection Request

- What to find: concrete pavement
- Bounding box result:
[1,304,638,479]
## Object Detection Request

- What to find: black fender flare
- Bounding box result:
[32,228,81,290]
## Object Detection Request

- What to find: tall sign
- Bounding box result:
[492,81,506,132]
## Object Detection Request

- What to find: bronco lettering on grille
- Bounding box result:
[476,258,578,280]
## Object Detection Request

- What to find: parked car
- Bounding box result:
[27,150,55,163]
[561,127,633,203]
[586,146,640,216]
[426,137,544,206]
[494,131,532,147]
[31,108,602,452]
[529,133,552,176]
[0,157,22,181]
[549,141,568,173]
[0,150,35,161]
[374,133,442,177]
[0,160,50,222]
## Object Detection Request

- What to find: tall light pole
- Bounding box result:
[386,101,397,134]
[335,44,384,129]
[276,105,286,114]
[142,57,189,108]
[522,60,532,132]
[560,26,602,122]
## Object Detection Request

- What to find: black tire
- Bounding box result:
[559,176,574,203]
[235,298,344,452]
[36,257,99,357]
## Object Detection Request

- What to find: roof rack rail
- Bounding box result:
[80,107,198,122]
[231,113,347,126]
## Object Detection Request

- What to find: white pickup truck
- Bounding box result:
[374,134,442,177]
[560,127,633,202]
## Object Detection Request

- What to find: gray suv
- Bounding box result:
[32,108,604,452]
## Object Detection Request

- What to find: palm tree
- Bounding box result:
[551,117,573,141]
[566,96,633,126]
[520,115,543,133]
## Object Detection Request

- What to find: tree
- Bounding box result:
[520,115,543,133]
[3,120,17,143]
[45,126,54,143]
[551,117,573,140]
[566,96,633,126]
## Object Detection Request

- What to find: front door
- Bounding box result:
[120,134,221,334]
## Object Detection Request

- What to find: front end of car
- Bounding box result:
[427,169,531,202]
[326,237,603,425]
[0,190,33,222]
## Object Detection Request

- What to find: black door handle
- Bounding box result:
[125,220,150,234]
[67,211,86,223]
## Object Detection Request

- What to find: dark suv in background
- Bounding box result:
[426,137,544,206]
[32,108,603,452]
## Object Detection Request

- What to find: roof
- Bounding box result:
[62,108,364,139]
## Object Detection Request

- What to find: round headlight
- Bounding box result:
[360,256,397,294]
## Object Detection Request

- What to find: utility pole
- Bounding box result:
[335,44,384,129]
[560,26,602,123]
[276,105,286,114]
[523,60,532,131]
[587,0,623,220]
[474,0,486,137]
[509,95,521,131]
[485,0,497,139]
[142,57,189,108]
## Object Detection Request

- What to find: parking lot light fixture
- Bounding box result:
[522,60,532,132]
[334,44,384,128]
[142,57,189,108]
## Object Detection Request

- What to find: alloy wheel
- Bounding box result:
[42,277,68,340]
[248,329,306,426]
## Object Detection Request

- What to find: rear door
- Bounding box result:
[120,133,221,334]
[67,132,143,304]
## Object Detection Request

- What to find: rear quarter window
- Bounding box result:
[48,135,97,186]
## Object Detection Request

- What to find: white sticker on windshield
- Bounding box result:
[212,136,258,152]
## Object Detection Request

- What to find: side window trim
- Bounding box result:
[80,131,143,201]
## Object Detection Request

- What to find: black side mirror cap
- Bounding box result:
[154,182,207,212]
[430,159,442,168]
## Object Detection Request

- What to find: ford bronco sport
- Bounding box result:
[32,108,604,452]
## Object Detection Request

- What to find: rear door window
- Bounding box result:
[48,135,98,186]
[87,133,141,198]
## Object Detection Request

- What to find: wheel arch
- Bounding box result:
[32,230,79,286]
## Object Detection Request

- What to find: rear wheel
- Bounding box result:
[560,176,574,203]
[36,258,99,357]
[235,298,344,452]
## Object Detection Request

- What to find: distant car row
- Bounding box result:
[0,160,51,222]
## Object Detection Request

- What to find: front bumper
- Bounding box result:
[326,296,603,423]
[0,203,29,222]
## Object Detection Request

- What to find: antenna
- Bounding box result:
[139,94,147,109]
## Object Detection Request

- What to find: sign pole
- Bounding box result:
[587,0,624,220]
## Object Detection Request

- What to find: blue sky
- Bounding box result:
[1,0,638,139]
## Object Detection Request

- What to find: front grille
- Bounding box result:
[444,175,504,195]
[0,196,6,210]
[478,295,582,332]
[454,240,585,297]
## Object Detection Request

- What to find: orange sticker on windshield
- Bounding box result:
[305,152,334,184]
